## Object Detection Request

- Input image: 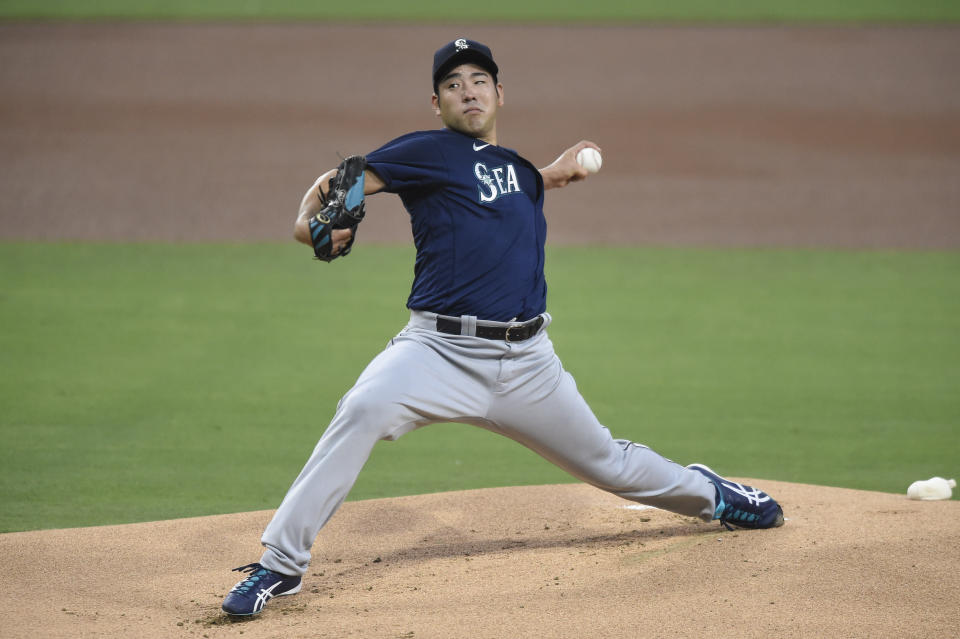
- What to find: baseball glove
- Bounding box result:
[308,155,367,262]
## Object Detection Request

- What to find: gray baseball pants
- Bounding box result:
[260,311,716,576]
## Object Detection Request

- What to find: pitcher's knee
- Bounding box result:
[334,388,411,440]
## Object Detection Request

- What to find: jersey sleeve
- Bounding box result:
[366,132,449,195]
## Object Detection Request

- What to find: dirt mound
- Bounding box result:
[5,481,958,638]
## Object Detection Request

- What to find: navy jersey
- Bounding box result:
[366,128,547,322]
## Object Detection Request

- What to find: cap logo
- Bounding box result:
[454,38,468,50]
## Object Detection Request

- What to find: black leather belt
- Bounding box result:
[435,315,545,342]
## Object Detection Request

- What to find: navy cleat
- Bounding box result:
[688,463,785,530]
[222,563,302,616]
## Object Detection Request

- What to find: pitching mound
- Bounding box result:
[5,481,959,638]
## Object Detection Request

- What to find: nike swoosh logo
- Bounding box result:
[473,142,490,151]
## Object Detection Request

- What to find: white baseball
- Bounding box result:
[576,147,602,173]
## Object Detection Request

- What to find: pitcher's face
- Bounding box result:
[432,63,504,143]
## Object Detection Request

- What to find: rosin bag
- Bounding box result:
[907,477,956,500]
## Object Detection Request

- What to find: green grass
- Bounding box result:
[1,243,958,532]
[1,0,958,22]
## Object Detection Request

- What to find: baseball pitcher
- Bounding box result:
[221,37,784,617]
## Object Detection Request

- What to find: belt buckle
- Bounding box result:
[504,322,524,343]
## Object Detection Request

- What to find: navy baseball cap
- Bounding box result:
[432,38,499,91]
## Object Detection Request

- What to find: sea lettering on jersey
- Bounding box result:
[474,162,522,203]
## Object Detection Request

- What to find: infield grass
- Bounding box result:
[1,243,958,532]
[1,0,958,22]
